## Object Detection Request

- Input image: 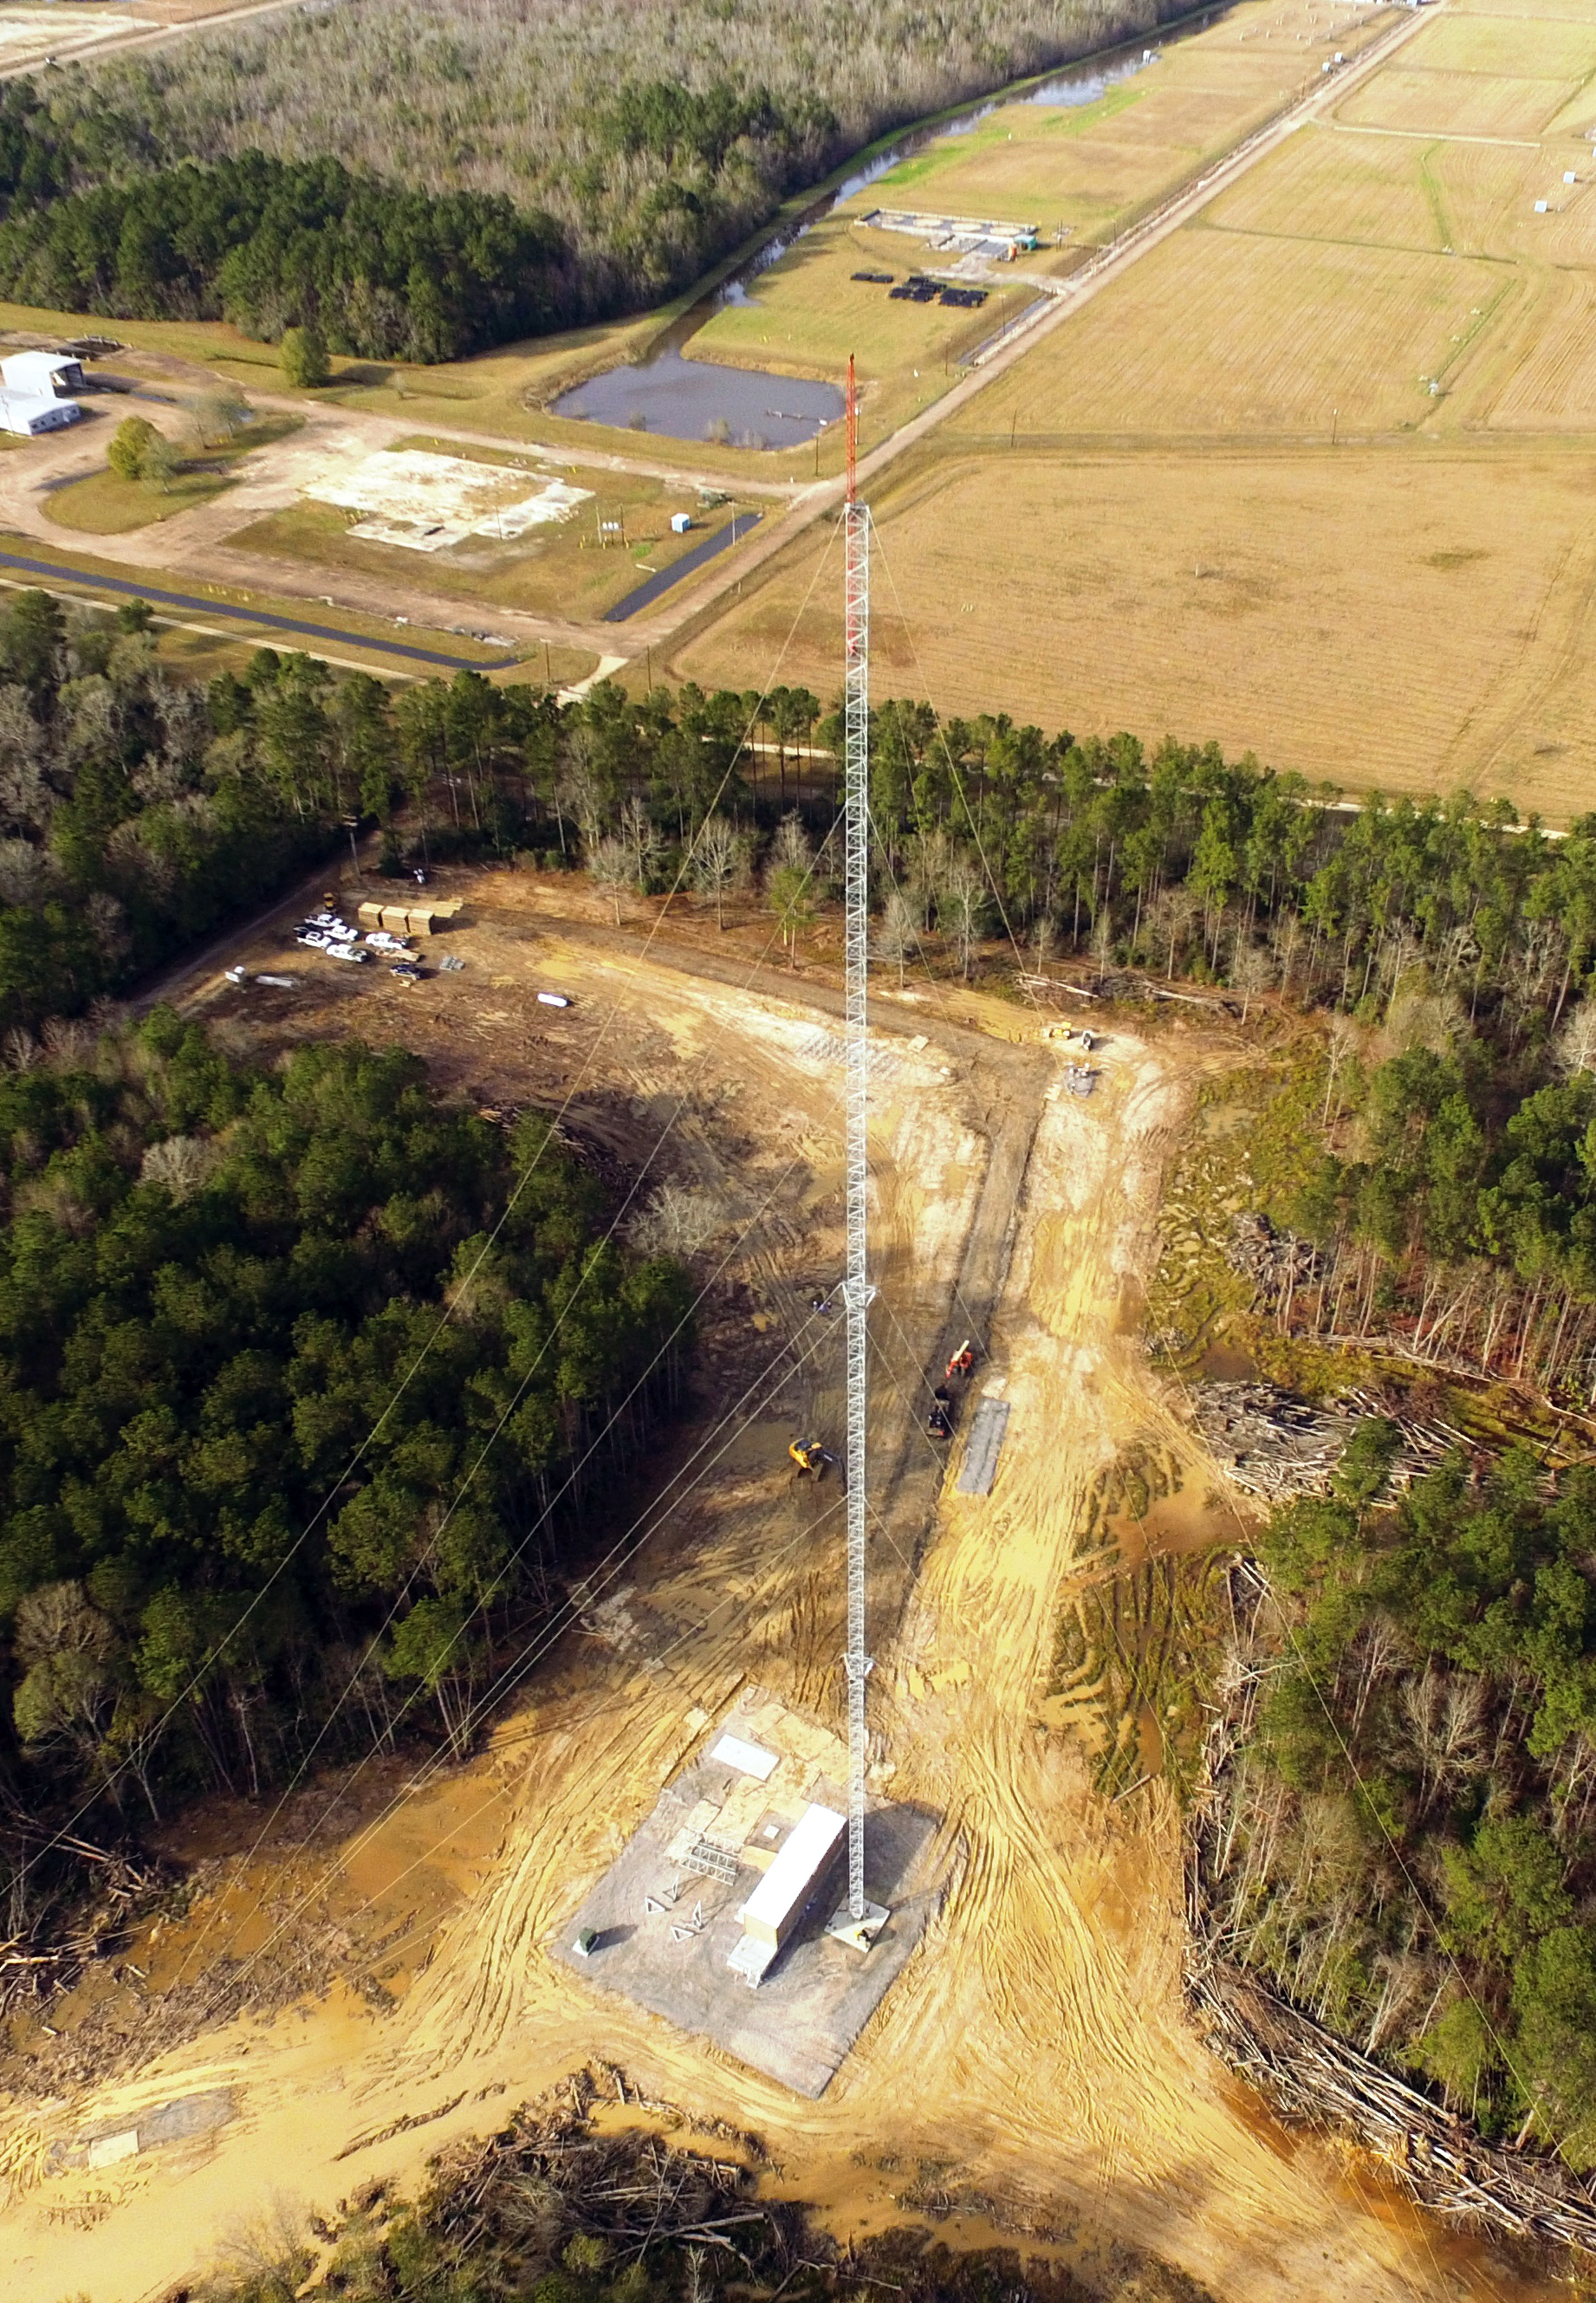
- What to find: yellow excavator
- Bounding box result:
[788,1437,835,1481]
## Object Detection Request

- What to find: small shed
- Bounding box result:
[0,391,81,437]
[671,512,692,535]
[739,1802,846,1955]
[1,351,84,395]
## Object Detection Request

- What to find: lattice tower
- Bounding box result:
[841,354,872,1923]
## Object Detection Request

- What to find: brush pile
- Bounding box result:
[1193,1381,1462,1502]
[1224,1211,1320,1305]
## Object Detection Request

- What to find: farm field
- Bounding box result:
[673,0,1596,816]
[969,221,1489,432]
[690,0,1395,454]
[672,441,1596,818]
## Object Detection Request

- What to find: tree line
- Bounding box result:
[0,75,828,355]
[0,589,357,1037]
[3,0,1163,350]
[0,133,570,362]
[1209,1430,1596,2166]
[0,1010,691,1922]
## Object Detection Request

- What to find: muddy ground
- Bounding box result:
[0,866,1554,2303]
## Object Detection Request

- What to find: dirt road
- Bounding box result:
[0,878,1540,2303]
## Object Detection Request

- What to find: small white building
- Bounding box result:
[0,351,84,396]
[739,1802,846,1955]
[0,391,81,437]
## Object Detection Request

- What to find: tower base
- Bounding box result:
[825,1898,890,1954]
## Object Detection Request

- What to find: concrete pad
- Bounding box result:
[551,1735,942,2098]
[304,449,593,553]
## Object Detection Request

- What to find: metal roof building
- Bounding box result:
[0,351,84,396]
[0,391,82,437]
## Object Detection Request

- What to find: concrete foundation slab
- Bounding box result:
[551,1726,942,2097]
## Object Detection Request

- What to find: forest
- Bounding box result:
[0,144,570,360]
[0,0,1164,347]
[0,587,356,1032]
[1198,1436,1596,2165]
[0,1009,691,1912]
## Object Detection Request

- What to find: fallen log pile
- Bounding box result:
[0,1837,167,2019]
[419,2077,787,2275]
[1185,1567,1596,2258]
[1226,1211,1320,1301]
[1193,1380,1463,1502]
[1186,1957,1596,2252]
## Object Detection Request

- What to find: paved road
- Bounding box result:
[602,512,764,623]
[0,546,518,671]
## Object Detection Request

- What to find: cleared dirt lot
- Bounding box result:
[0,872,1547,2303]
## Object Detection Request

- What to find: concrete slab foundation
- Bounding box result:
[551,1706,943,2097]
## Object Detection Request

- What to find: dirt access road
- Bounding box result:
[0,872,1539,2303]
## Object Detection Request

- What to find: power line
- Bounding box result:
[10,524,843,1902]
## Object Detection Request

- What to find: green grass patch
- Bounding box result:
[43,467,234,535]
[1146,1045,1333,1378]
[875,78,1145,199]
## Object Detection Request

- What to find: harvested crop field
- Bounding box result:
[975,222,1487,433]
[671,443,1596,816]
[1339,66,1582,139]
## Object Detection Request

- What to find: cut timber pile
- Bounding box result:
[1194,1381,1462,1502]
[418,2066,787,2271]
[1186,1567,1596,2257]
[1187,1961,1596,2252]
[0,1840,165,2017]
[1225,1210,1319,1301]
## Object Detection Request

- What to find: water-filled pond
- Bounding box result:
[552,334,843,451]
[551,17,1214,449]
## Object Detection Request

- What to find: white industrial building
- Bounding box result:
[0,351,85,395]
[0,391,81,437]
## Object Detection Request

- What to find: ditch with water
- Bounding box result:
[550,12,1219,449]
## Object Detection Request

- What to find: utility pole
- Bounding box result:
[841,353,872,1929]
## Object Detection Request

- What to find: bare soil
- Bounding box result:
[0,866,1554,2303]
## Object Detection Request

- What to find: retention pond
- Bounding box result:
[550,16,1214,449]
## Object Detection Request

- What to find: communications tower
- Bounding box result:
[830,356,888,1952]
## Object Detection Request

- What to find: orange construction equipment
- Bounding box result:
[944,1339,976,1380]
[788,1437,832,1480]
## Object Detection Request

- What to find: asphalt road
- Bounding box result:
[603,512,764,623]
[0,546,517,671]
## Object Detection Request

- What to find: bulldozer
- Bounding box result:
[788,1437,834,1481]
